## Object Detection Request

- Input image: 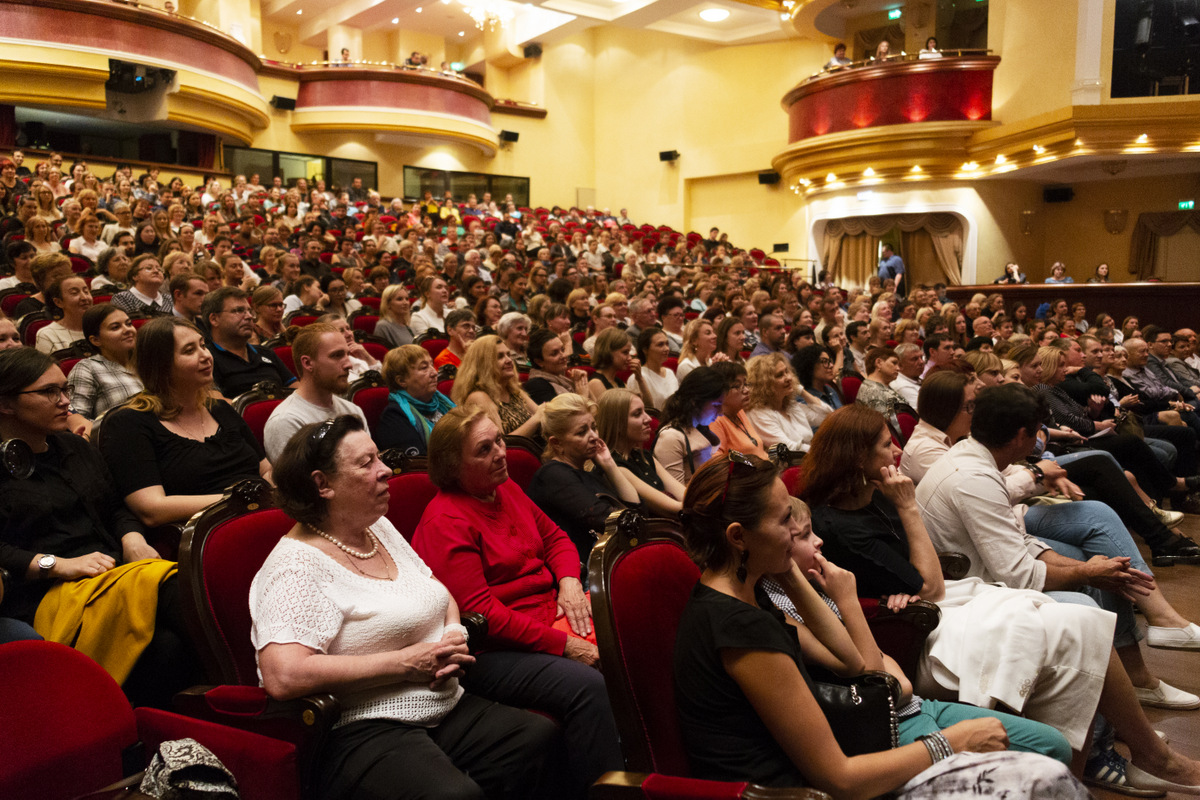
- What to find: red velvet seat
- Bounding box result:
[352,314,380,336]
[588,512,830,800]
[662,356,678,373]
[840,375,862,403]
[178,480,339,798]
[0,292,28,317]
[0,640,299,800]
[232,382,293,448]
[57,356,83,377]
[287,315,318,328]
[68,255,92,273]
[21,317,51,347]
[386,470,440,541]
[437,377,456,396]
[897,411,918,443]
[358,295,382,310]
[361,341,388,362]
[504,435,543,492]
[351,385,389,437]
[420,338,448,358]
[273,345,295,373]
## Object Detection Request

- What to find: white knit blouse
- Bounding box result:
[250,517,463,728]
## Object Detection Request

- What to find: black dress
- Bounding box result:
[673,582,814,787]
[811,494,924,598]
[613,448,664,491]
[526,460,618,571]
[100,401,265,499]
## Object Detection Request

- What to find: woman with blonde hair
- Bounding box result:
[376,284,414,348]
[25,216,61,255]
[745,352,828,453]
[528,393,641,567]
[33,184,61,222]
[893,317,920,345]
[451,334,541,437]
[250,285,286,344]
[596,388,685,516]
[676,320,724,382]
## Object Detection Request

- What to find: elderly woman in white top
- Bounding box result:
[745,353,831,453]
[36,274,92,354]
[251,415,555,800]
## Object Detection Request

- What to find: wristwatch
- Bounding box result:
[37,554,56,577]
[1024,460,1045,483]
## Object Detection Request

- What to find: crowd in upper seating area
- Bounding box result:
[5,158,1200,799]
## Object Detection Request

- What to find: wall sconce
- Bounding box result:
[1020,209,1035,235]
[1104,209,1129,234]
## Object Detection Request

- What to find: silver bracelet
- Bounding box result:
[918,732,954,763]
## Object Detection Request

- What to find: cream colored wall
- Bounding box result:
[687,173,809,264]
[260,19,324,63]
[988,0,1076,124]
[1039,173,1200,282]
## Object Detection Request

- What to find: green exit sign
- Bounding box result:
[1181,200,1195,210]
[888,8,902,18]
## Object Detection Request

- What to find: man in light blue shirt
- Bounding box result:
[878,243,905,296]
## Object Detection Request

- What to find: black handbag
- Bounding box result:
[809,669,901,756]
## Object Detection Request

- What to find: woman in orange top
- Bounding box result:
[708,361,769,459]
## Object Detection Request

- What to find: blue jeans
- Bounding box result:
[1024,501,1145,649]
[899,698,1072,765]
[0,617,41,643]
[1145,437,1178,471]
[1051,449,1122,470]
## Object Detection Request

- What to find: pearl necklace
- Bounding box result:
[307,523,378,559]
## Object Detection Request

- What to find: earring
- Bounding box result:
[736,549,749,583]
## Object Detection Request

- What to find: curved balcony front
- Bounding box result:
[774,55,1001,190]
[0,0,269,142]
[283,66,499,156]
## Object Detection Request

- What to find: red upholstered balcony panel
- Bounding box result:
[296,79,492,125]
[785,57,999,142]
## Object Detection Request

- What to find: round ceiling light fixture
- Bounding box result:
[699,8,730,21]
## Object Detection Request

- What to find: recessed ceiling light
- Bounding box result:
[458,30,466,35]
[416,6,422,10]
[699,8,730,21]
[295,8,302,13]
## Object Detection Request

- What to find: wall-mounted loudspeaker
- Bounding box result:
[523,43,543,58]
[1043,186,1074,203]
[499,130,519,143]
[758,171,781,185]
[659,150,680,162]
[270,96,297,111]
[773,243,790,253]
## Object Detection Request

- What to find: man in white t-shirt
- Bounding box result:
[263,322,368,462]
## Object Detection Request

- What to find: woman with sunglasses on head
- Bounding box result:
[0,347,199,704]
[99,317,271,527]
[253,415,556,800]
[673,451,1086,799]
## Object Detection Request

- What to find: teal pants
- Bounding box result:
[899,698,1073,766]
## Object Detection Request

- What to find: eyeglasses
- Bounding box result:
[818,357,833,365]
[719,450,758,505]
[15,383,72,402]
[223,306,254,317]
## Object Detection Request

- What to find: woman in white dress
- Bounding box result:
[626,328,678,411]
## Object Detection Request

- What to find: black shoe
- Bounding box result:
[1168,491,1200,515]
[1186,475,1200,492]
[1151,535,1200,567]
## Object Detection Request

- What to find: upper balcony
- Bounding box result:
[773,52,1002,192]
[0,0,270,142]
[260,62,500,155]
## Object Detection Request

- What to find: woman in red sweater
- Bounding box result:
[412,404,622,798]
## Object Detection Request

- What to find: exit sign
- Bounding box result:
[1181,200,1195,210]
[888,8,902,18]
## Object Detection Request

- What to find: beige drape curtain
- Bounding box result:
[822,213,963,288]
[854,23,904,60]
[1128,211,1200,279]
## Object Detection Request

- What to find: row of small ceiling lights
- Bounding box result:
[788,134,1153,193]
[295,2,469,36]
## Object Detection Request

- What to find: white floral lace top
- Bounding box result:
[250,517,463,728]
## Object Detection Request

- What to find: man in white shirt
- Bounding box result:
[917,383,1200,700]
[889,343,924,407]
[263,323,367,462]
[101,203,136,244]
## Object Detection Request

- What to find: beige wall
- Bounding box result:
[988,0,1076,124]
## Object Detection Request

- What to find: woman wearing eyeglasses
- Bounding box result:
[0,347,199,703]
[792,343,845,412]
[250,286,287,344]
[99,317,271,527]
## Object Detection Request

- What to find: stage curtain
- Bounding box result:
[1128,211,1200,279]
[823,213,962,287]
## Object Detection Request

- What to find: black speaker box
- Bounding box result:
[270,96,297,111]
[523,43,543,58]
[758,171,781,185]
[659,150,680,162]
[499,130,519,142]
[1043,186,1074,203]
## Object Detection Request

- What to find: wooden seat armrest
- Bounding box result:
[938,552,970,581]
[872,598,940,632]
[173,685,340,743]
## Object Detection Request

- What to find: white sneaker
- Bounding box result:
[1147,623,1200,650]
[1135,680,1200,710]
